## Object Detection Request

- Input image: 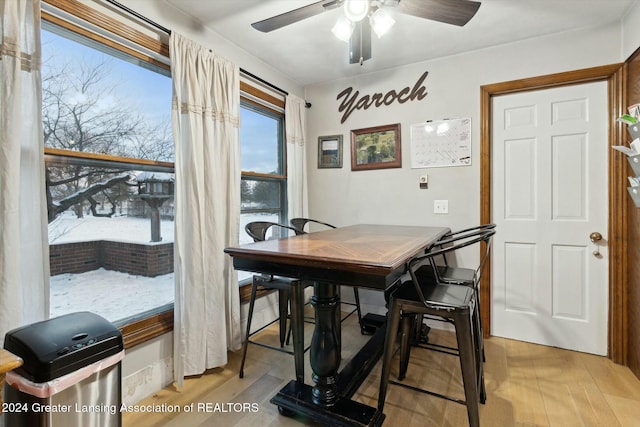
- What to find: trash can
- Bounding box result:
[2,311,124,427]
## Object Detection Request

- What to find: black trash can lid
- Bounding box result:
[3,311,123,383]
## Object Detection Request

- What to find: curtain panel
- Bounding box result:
[0,0,49,338]
[170,32,242,387]
[285,94,308,220]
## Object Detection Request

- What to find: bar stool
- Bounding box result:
[412,223,496,357]
[378,228,495,427]
[239,221,310,383]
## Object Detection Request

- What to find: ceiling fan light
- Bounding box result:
[370,8,395,38]
[332,16,355,42]
[343,0,369,22]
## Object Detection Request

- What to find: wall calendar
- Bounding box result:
[410,117,472,168]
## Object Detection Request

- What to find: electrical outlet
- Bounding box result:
[434,200,449,214]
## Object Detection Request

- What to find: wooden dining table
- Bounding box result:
[225,224,450,427]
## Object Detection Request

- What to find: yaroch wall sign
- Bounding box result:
[336,71,429,124]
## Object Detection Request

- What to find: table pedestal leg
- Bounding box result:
[269,282,385,427]
[310,283,340,406]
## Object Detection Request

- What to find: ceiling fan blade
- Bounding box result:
[349,20,372,65]
[252,0,342,32]
[397,0,481,27]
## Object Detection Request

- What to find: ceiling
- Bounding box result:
[163,0,635,86]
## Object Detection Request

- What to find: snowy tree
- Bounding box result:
[43,56,173,222]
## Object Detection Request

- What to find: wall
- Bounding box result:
[101,241,173,276]
[50,241,173,276]
[623,0,640,59]
[49,241,101,275]
[305,23,623,313]
[627,53,640,380]
[623,0,640,380]
[120,291,281,405]
[114,0,305,97]
[623,0,640,382]
[121,334,173,406]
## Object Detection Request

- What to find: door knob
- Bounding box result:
[590,232,603,257]
[589,232,603,243]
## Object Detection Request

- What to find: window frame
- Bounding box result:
[42,0,174,349]
[240,101,287,212]
[238,99,288,289]
[43,149,176,347]
[42,0,288,349]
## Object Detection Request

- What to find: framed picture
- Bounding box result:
[318,134,343,168]
[351,123,402,171]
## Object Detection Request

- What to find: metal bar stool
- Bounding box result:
[239,221,310,383]
[378,228,495,427]
[412,224,496,359]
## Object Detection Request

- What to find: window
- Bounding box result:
[238,97,287,283]
[41,2,174,341]
[41,28,173,161]
[42,0,288,346]
[46,159,175,325]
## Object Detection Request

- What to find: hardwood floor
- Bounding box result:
[123,313,640,426]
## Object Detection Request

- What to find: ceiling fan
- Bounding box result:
[251,0,481,65]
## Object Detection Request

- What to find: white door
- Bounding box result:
[491,81,608,355]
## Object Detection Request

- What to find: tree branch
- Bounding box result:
[49,174,131,222]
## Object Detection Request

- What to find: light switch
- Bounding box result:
[434,200,448,214]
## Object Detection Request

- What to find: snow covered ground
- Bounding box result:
[50,269,174,322]
[48,212,276,323]
[48,212,175,245]
[49,214,175,323]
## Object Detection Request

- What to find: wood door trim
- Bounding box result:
[480,63,627,363]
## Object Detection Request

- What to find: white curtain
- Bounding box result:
[0,0,49,339]
[170,32,241,387]
[285,94,308,219]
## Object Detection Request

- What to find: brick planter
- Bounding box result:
[50,240,173,277]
